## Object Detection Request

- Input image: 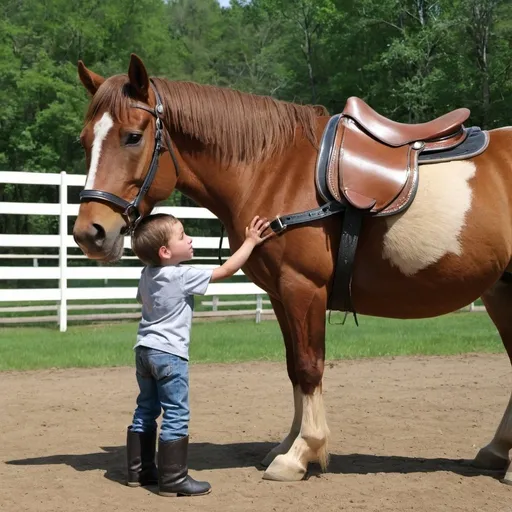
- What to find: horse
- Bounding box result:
[73,54,512,482]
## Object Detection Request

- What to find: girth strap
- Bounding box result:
[269,201,361,317]
[269,201,345,234]
[328,205,363,314]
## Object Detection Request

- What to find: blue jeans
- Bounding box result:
[131,347,190,442]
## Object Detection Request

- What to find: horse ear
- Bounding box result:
[78,61,105,96]
[128,53,149,101]
[312,105,329,116]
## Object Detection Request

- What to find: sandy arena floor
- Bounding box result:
[2,354,512,512]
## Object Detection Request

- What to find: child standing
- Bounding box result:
[126,213,271,496]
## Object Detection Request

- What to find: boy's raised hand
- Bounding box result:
[245,216,274,246]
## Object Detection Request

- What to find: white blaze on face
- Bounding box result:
[382,160,477,276]
[84,112,114,190]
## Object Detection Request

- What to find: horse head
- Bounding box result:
[73,54,178,262]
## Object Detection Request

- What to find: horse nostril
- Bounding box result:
[92,223,106,244]
[73,222,108,251]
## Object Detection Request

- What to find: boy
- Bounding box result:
[127,213,271,497]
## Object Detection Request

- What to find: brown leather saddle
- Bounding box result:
[270,97,489,317]
[318,97,488,217]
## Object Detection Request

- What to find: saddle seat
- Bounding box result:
[344,96,470,147]
[326,97,471,214]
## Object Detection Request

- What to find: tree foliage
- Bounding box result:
[1,0,511,234]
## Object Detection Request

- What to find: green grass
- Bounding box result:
[0,312,503,371]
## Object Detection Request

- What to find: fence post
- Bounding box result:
[212,295,219,312]
[59,171,68,332]
[256,294,262,323]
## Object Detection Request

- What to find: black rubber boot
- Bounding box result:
[158,436,211,497]
[126,427,158,487]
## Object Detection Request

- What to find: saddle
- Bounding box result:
[270,96,489,315]
[323,97,489,313]
[318,97,483,217]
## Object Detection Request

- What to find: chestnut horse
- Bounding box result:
[73,54,512,482]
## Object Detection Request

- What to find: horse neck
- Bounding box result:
[173,136,259,227]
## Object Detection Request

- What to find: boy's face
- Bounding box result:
[159,221,193,264]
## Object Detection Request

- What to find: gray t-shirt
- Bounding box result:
[134,265,213,360]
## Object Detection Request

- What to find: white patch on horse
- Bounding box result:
[84,112,114,190]
[382,160,476,276]
[263,386,330,481]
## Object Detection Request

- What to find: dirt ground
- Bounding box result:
[2,355,512,512]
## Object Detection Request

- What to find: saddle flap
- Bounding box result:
[343,189,376,210]
[327,118,413,213]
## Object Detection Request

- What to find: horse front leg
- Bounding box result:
[263,287,330,481]
[261,298,303,467]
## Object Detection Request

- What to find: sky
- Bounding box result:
[218,0,231,6]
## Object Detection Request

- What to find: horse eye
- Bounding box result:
[126,133,142,146]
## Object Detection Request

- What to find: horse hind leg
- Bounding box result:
[473,275,512,481]
[263,288,330,481]
[261,299,303,467]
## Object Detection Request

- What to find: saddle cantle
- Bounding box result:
[271,96,489,316]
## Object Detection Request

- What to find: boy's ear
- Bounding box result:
[158,245,171,261]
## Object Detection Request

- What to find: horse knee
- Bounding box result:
[296,357,324,395]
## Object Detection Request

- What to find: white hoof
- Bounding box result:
[262,454,307,481]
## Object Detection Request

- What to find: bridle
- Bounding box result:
[79,80,180,234]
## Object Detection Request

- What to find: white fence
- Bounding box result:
[0,171,270,331]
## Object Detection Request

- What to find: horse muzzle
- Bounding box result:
[73,224,124,262]
[73,204,126,261]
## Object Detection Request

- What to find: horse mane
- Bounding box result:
[85,75,329,165]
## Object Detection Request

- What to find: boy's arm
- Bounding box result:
[211,216,272,283]
[211,240,257,282]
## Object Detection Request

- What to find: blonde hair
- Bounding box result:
[131,214,179,266]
